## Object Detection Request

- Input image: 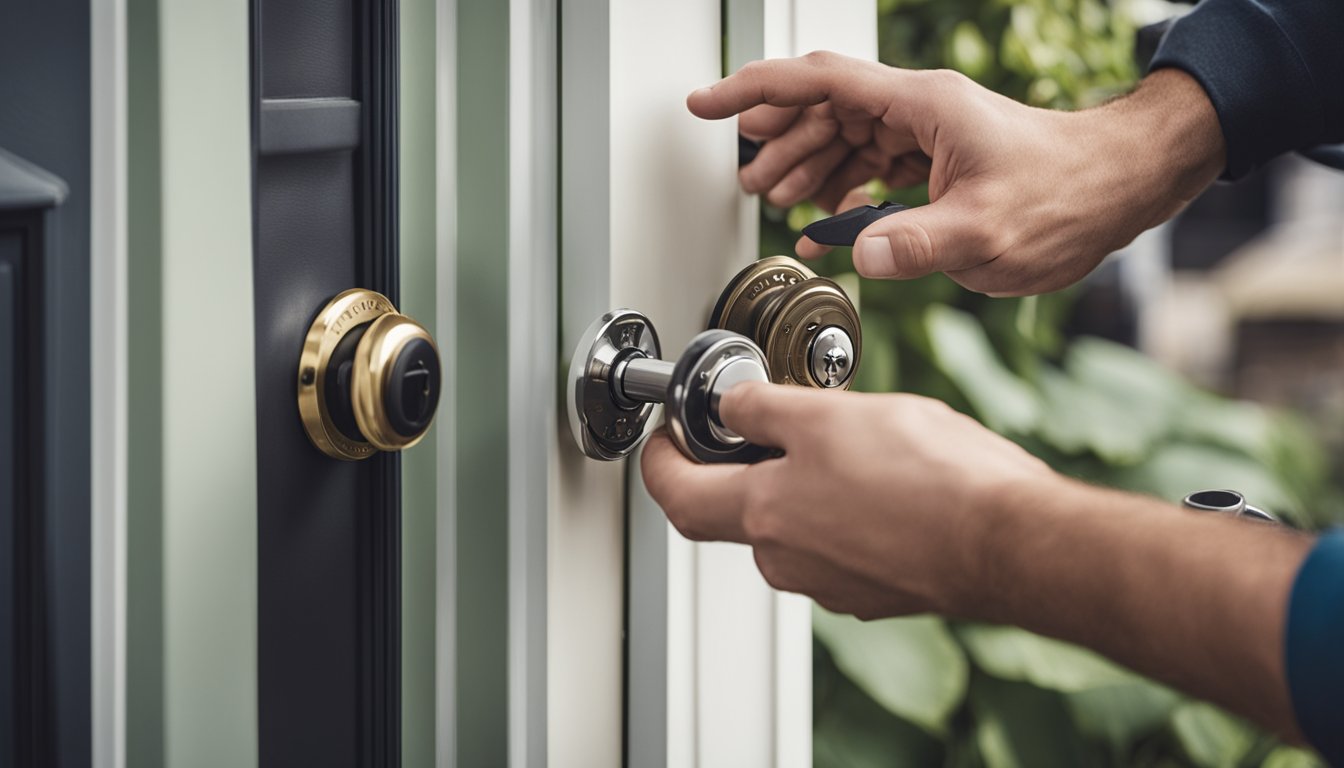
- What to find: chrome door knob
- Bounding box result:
[708,255,861,390]
[297,288,441,460]
[568,308,772,464]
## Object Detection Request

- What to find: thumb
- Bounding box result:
[852,196,997,279]
[717,381,816,450]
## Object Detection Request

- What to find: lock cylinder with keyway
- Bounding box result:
[709,255,861,390]
[298,288,442,460]
[568,308,773,464]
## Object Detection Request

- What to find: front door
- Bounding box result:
[250,1,420,764]
[117,0,445,765]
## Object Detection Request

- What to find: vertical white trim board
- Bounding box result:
[508,1,557,767]
[90,0,128,764]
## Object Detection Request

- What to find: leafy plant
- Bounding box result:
[785,1,1343,765]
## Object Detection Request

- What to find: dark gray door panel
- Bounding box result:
[0,1,92,764]
[250,0,401,765]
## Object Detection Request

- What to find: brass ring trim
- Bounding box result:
[351,313,440,452]
[297,288,397,460]
[708,255,816,336]
[764,277,862,389]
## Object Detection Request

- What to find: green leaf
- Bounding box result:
[813,644,945,768]
[1064,681,1181,750]
[853,308,899,394]
[1061,337,1190,449]
[948,21,994,80]
[785,201,828,232]
[813,608,968,735]
[1036,367,1155,463]
[1109,443,1298,515]
[925,305,1041,434]
[1170,702,1256,768]
[957,624,1137,692]
[1174,393,1280,464]
[971,675,1100,768]
[1261,746,1327,768]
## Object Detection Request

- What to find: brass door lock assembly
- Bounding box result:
[709,255,861,390]
[568,255,864,464]
[298,288,442,460]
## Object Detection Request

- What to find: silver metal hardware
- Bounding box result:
[568,308,772,464]
[809,326,854,388]
[1181,489,1278,523]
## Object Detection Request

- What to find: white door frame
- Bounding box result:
[551,1,874,766]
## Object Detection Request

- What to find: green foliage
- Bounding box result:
[800,1,1342,766]
[814,611,968,736]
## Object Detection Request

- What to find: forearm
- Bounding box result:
[965,477,1313,738]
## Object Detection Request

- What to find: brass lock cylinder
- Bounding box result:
[298,288,441,460]
[709,255,861,390]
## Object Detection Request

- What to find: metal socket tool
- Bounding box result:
[568,308,773,464]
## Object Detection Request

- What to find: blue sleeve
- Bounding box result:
[1148,0,1344,179]
[1285,529,1344,764]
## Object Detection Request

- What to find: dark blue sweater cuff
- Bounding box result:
[1285,529,1344,765]
[1148,0,1337,180]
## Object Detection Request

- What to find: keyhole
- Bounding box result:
[401,359,432,422]
[823,348,848,386]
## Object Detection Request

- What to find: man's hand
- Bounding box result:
[642,383,1053,618]
[689,52,1226,295]
[641,381,1312,740]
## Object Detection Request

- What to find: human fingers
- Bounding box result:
[640,430,753,544]
[687,51,899,120]
[838,184,880,214]
[852,192,1003,278]
[872,120,923,158]
[794,234,831,260]
[752,545,903,619]
[796,186,875,259]
[739,108,839,195]
[884,152,932,189]
[765,138,852,208]
[813,146,890,212]
[716,381,824,450]
[738,104,802,141]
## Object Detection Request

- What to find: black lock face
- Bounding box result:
[385,337,441,438]
[324,323,372,442]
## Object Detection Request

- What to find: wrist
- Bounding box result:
[1077,68,1226,231]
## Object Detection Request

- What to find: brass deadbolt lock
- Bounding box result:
[298,288,441,460]
[709,255,861,390]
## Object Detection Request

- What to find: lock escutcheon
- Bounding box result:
[298,288,442,460]
[709,255,861,390]
[568,309,772,464]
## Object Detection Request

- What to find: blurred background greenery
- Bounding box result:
[767,0,1344,765]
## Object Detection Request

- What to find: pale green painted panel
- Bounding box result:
[400,0,438,763]
[456,0,511,763]
[158,0,258,765]
[126,0,164,762]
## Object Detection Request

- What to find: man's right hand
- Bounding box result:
[689,52,1226,296]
